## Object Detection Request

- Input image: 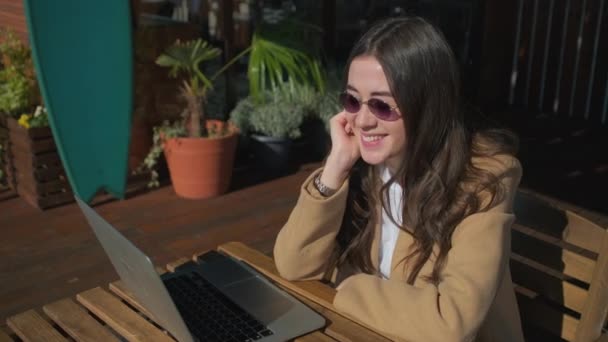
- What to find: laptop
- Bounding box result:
[75,196,325,342]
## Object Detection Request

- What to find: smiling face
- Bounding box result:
[346,55,406,172]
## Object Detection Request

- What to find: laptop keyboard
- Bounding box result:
[165,272,274,342]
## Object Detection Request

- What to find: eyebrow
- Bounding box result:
[346,84,393,97]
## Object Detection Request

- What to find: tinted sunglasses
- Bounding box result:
[339,92,401,121]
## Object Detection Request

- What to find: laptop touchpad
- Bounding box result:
[222,278,294,325]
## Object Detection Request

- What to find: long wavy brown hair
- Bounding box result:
[325,17,518,285]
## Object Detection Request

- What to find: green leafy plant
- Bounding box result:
[17,106,49,129]
[230,83,320,139]
[0,29,40,117]
[247,19,325,102]
[317,91,341,132]
[139,17,326,187]
[154,38,248,138]
[137,38,247,187]
[138,120,185,187]
[314,66,343,131]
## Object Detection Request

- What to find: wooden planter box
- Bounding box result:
[0,115,16,190]
[0,116,7,182]
[7,117,73,209]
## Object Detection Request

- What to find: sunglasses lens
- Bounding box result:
[339,93,361,113]
[339,93,400,121]
[368,99,398,121]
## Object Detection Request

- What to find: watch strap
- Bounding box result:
[314,173,337,197]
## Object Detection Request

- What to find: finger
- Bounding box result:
[344,122,352,135]
[330,112,348,133]
[332,111,348,125]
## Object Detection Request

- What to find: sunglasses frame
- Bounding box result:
[339,92,401,121]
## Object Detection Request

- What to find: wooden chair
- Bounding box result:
[511,189,608,341]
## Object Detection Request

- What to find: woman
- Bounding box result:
[274,16,525,342]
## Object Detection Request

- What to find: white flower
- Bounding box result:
[34,105,46,117]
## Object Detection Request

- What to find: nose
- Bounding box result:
[354,102,377,129]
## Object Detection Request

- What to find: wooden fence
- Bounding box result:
[488,0,608,124]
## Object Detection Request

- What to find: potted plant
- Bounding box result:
[138,38,252,199]
[234,16,327,175]
[230,83,319,175]
[139,14,328,191]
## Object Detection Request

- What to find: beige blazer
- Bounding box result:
[274,155,525,342]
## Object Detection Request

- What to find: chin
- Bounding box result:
[361,152,388,166]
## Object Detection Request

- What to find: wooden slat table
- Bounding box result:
[2,242,392,342]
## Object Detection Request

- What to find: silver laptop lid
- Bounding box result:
[75,196,194,342]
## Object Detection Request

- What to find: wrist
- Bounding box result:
[320,158,349,190]
[314,173,337,197]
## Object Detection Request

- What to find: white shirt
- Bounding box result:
[379,167,403,279]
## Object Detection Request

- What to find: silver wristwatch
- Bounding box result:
[314,174,337,197]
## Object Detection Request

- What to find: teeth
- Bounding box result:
[362,135,383,142]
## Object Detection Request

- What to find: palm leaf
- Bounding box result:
[248,26,325,102]
[155,39,221,93]
[155,38,226,137]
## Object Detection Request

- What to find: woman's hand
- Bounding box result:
[321,112,360,189]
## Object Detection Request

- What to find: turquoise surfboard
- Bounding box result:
[23,0,133,203]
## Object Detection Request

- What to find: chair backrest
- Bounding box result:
[511,189,608,341]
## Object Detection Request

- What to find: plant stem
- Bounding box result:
[211,46,252,81]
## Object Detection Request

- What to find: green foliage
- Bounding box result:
[248,19,325,102]
[315,66,344,131]
[230,83,320,139]
[141,17,327,187]
[17,106,49,129]
[156,39,221,138]
[317,91,341,132]
[229,96,255,134]
[0,68,32,116]
[138,38,246,187]
[155,38,249,138]
[156,39,221,96]
[0,30,30,65]
[0,30,40,117]
[29,106,49,127]
[137,120,185,188]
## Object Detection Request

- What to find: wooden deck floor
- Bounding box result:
[0,164,317,323]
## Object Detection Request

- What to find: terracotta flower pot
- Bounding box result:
[163,121,238,199]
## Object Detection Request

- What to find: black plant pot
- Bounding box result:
[297,118,330,163]
[250,134,292,177]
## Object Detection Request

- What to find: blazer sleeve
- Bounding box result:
[333,156,522,342]
[273,168,350,281]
